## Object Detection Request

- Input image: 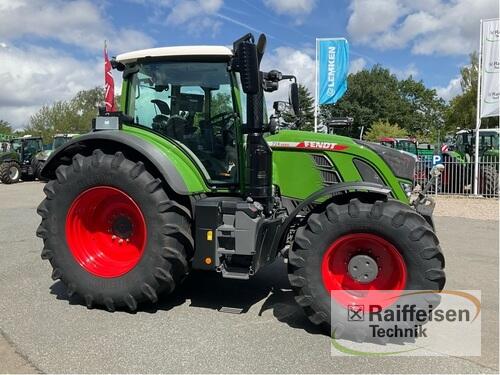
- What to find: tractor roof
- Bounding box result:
[456,128,500,134]
[116,45,232,64]
[54,133,79,138]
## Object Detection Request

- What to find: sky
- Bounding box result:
[0,0,498,129]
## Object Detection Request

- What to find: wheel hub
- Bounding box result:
[321,233,408,308]
[65,186,147,278]
[111,215,134,239]
[9,166,19,180]
[347,254,378,283]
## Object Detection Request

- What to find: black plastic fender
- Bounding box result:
[41,131,189,194]
[277,182,392,248]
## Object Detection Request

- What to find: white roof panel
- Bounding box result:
[456,128,500,134]
[116,45,232,63]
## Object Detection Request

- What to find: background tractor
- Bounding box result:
[34,134,79,180]
[0,135,43,184]
[378,137,437,187]
[442,129,499,196]
[37,34,445,336]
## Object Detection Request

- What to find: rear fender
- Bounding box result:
[41,131,209,195]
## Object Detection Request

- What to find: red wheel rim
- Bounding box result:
[321,233,407,308]
[65,186,147,278]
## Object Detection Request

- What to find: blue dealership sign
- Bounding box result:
[317,38,349,105]
[432,154,443,166]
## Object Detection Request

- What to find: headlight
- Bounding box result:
[354,140,416,181]
[400,182,413,197]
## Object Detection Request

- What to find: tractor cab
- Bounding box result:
[52,134,79,150]
[121,56,241,184]
[379,137,418,155]
[11,135,44,166]
[454,129,499,161]
[114,43,298,190]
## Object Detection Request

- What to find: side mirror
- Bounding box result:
[235,42,259,95]
[290,82,299,116]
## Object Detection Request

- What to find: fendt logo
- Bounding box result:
[267,141,349,151]
[298,141,348,151]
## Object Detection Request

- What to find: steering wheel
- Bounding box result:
[210,111,234,125]
[210,112,235,136]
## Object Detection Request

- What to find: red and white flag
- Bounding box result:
[441,143,449,153]
[104,41,115,112]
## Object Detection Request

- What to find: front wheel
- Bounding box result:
[288,197,445,338]
[0,161,21,184]
[37,149,194,311]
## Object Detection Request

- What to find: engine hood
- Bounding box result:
[35,149,53,162]
[266,130,357,152]
[266,130,415,182]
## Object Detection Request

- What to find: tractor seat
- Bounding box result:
[151,99,170,115]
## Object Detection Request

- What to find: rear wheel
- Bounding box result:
[0,161,21,184]
[478,165,499,197]
[288,197,445,338]
[37,149,193,311]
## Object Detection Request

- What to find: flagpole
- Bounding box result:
[314,38,318,133]
[473,19,483,195]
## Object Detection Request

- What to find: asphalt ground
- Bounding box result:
[0,182,498,373]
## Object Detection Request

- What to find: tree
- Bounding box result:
[364,120,407,141]
[26,87,104,142]
[287,84,315,131]
[0,120,12,134]
[211,92,232,117]
[320,65,446,141]
[445,52,499,132]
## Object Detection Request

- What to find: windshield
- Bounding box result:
[457,132,500,151]
[53,137,69,149]
[479,132,499,149]
[11,139,21,153]
[127,61,238,184]
[23,139,41,155]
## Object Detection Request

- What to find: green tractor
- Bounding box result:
[448,129,499,162]
[0,135,43,184]
[37,34,445,335]
[34,134,79,180]
[379,137,435,160]
[442,129,499,196]
[379,137,437,187]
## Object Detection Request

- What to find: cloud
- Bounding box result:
[261,46,316,112]
[135,0,224,37]
[349,58,367,74]
[166,0,222,24]
[347,0,401,42]
[0,0,154,53]
[161,0,223,36]
[263,0,317,24]
[263,0,317,15]
[390,63,419,79]
[0,45,111,128]
[347,0,499,55]
[435,76,462,101]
